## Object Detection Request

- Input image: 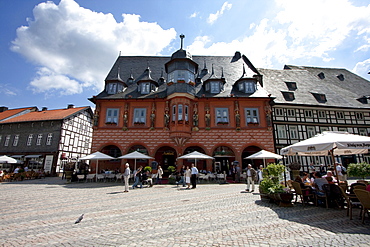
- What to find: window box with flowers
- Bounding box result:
[177,80,185,83]
[189,81,195,86]
[105,122,117,125]
[217,122,229,125]
[167,82,174,86]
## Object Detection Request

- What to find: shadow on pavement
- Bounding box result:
[254,199,370,235]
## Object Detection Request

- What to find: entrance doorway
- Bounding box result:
[155,146,177,175]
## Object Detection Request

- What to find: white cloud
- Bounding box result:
[11,0,176,95]
[353,58,370,77]
[190,12,198,18]
[29,67,82,96]
[190,0,370,73]
[207,2,232,24]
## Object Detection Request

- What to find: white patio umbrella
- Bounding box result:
[0,155,17,163]
[177,151,214,166]
[280,131,370,180]
[244,150,283,167]
[118,151,154,171]
[79,151,115,182]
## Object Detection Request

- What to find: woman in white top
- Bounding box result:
[185,166,191,189]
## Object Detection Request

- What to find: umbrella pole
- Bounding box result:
[330,150,339,183]
[135,159,137,171]
[96,160,99,182]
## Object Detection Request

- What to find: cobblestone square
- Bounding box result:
[1,178,369,246]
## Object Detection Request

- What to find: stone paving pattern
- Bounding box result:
[1,178,369,247]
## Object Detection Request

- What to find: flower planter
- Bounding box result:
[277,193,294,207]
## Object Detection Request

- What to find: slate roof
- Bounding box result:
[260,65,370,109]
[93,52,370,109]
[92,52,270,101]
[0,107,38,122]
[0,107,92,124]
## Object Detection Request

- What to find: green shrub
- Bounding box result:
[143,166,152,173]
[168,166,176,174]
[347,163,370,180]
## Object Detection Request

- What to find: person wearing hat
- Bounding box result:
[123,163,130,192]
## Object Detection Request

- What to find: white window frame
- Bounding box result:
[106,108,119,124]
[185,105,189,121]
[356,112,364,120]
[46,133,53,145]
[4,135,10,146]
[210,82,220,93]
[245,108,259,124]
[27,134,33,146]
[168,72,174,82]
[245,82,255,93]
[13,135,19,146]
[133,108,146,124]
[36,134,43,146]
[287,109,295,117]
[107,83,117,94]
[289,126,298,139]
[318,111,326,118]
[141,82,150,94]
[178,104,183,121]
[304,110,313,118]
[275,108,284,116]
[307,126,316,138]
[277,125,286,139]
[336,111,344,119]
[238,82,244,91]
[215,108,229,124]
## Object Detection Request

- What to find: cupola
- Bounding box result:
[105,67,127,95]
[165,34,198,86]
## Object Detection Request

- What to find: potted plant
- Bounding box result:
[347,162,370,182]
[288,161,301,180]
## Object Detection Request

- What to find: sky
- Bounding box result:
[1,0,370,110]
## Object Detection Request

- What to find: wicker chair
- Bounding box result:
[339,186,361,220]
[354,189,370,223]
[291,181,314,206]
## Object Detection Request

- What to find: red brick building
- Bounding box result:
[89,37,275,174]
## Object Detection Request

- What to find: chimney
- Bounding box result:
[0,106,8,112]
[67,104,74,109]
[42,107,48,111]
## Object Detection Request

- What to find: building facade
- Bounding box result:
[90,41,275,174]
[0,105,93,175]
[261,65,370,170]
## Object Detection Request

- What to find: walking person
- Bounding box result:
[185,166,191,189]
[257,165,264,184]
[245,164,257,192]
[132,166,143,189]
[156,165,163,184]
[191,163,198,189]
[123,163,130,192]
[177,165,186,187]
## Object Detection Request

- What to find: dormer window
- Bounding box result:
[318,72,325,79]
[238,81,256,93]
[281,91,295,101]
[285,81,297,91]
[311,92,327,103]
[107,83,117,94]
[211,82,220,93]
[142,82,150,94]
[167,70,195,83]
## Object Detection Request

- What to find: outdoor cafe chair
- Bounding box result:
[315,184,330,208]
[115,173,123,183]
[76,174,85,183]
[291,181,314,206]
[354,189,370,224]
[339,186,361,220]
[85,174,95,182]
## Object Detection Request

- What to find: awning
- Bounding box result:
[24,154,42,158]
[11,155,24,158]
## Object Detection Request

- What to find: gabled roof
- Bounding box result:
[0,107,38,122]
[260,66,370,109]
[0,107,92,123]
